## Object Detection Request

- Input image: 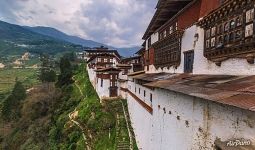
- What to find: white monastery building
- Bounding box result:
[86,0,255,149]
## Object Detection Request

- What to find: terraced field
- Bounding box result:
[0,68,39,101]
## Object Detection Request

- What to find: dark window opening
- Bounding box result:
[101,79,103,87]
[229,32,234,42]
[150,93,152,102]
[184,51,194,73]
[148,37,151,48]
[230,20,235,29]
[144,90,146,97]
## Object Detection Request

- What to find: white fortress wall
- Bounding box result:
[148,88,255,150]
[95,78,110,99]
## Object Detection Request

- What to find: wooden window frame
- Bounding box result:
[199,0,255,66]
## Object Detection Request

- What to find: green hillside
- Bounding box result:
[0,20,82,57]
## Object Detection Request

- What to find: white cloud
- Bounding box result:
[0,0,157,47]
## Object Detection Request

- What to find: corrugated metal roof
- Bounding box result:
[141,74,255,112]
[127,71,145,76]
[95,67,121,72]
[132,72,177,82]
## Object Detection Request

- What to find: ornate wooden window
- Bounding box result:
[153,30,183,68]
[198,0,255,66]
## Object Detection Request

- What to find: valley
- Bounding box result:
[0,56,137,149]
[0,68,39,100]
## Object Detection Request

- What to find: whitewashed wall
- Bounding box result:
[128,78,153,107]
[87,64,97,88]
[145,25,255,75]
[146,32,159,50]
[127,79,153,150]
[95,78,110,99]
[127,84,255,150]
[118,73,128,99]
[126,79,155,149]
[118,81,127,99]
[151,32,159,45]
[112,57,118,67]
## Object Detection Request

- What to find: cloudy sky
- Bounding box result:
[0,0,157,47]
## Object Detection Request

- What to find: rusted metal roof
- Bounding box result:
[116,64,132,68]
[132,72,177,82]
[95,67,121,73]
[141,74,255,112]
[127,71,145,76]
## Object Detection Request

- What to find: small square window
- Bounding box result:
[230,20,235,29]
[163,30,167,37]
[246,9,254,23]
[169,26,173,34]
[224,34,228,43]
[211,27,216,36]
[206,40,210,48]
[224,22,229,32]
[101,79,103,87]
[211,37,216,47]
[217,36,223,47]
[229,32,234,42]
[206,29,211,38]
[235,30,242,40]
[236,16,242,26]
[217,24,224,34]
[245,24,253,37]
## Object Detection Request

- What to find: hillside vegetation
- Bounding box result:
[0,20,82,57]
[0,58,137,149]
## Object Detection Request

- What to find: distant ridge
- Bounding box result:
[25,26,141,57]
[0,20,82,56]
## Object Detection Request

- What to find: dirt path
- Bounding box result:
[69,111,91,150]
[69,76,91,149]
[121,101,133,150]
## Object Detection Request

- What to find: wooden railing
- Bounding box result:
[120,87,153,114]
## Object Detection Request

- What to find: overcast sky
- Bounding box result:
[0,0,157,47]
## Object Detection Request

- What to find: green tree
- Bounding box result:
[57,57,74,86]
[1,80,26,120]
[39,53,56,83]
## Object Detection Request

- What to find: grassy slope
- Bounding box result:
[67,63,136,149]
[0,63,136,150]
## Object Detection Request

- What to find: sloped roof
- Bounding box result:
[142,0,192,39]
[127,71,145,76]
[87,53,120,63]
[132,73,255,112]
[116,64,132,68]
[85,49,121,58]
[95,67,121,73]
